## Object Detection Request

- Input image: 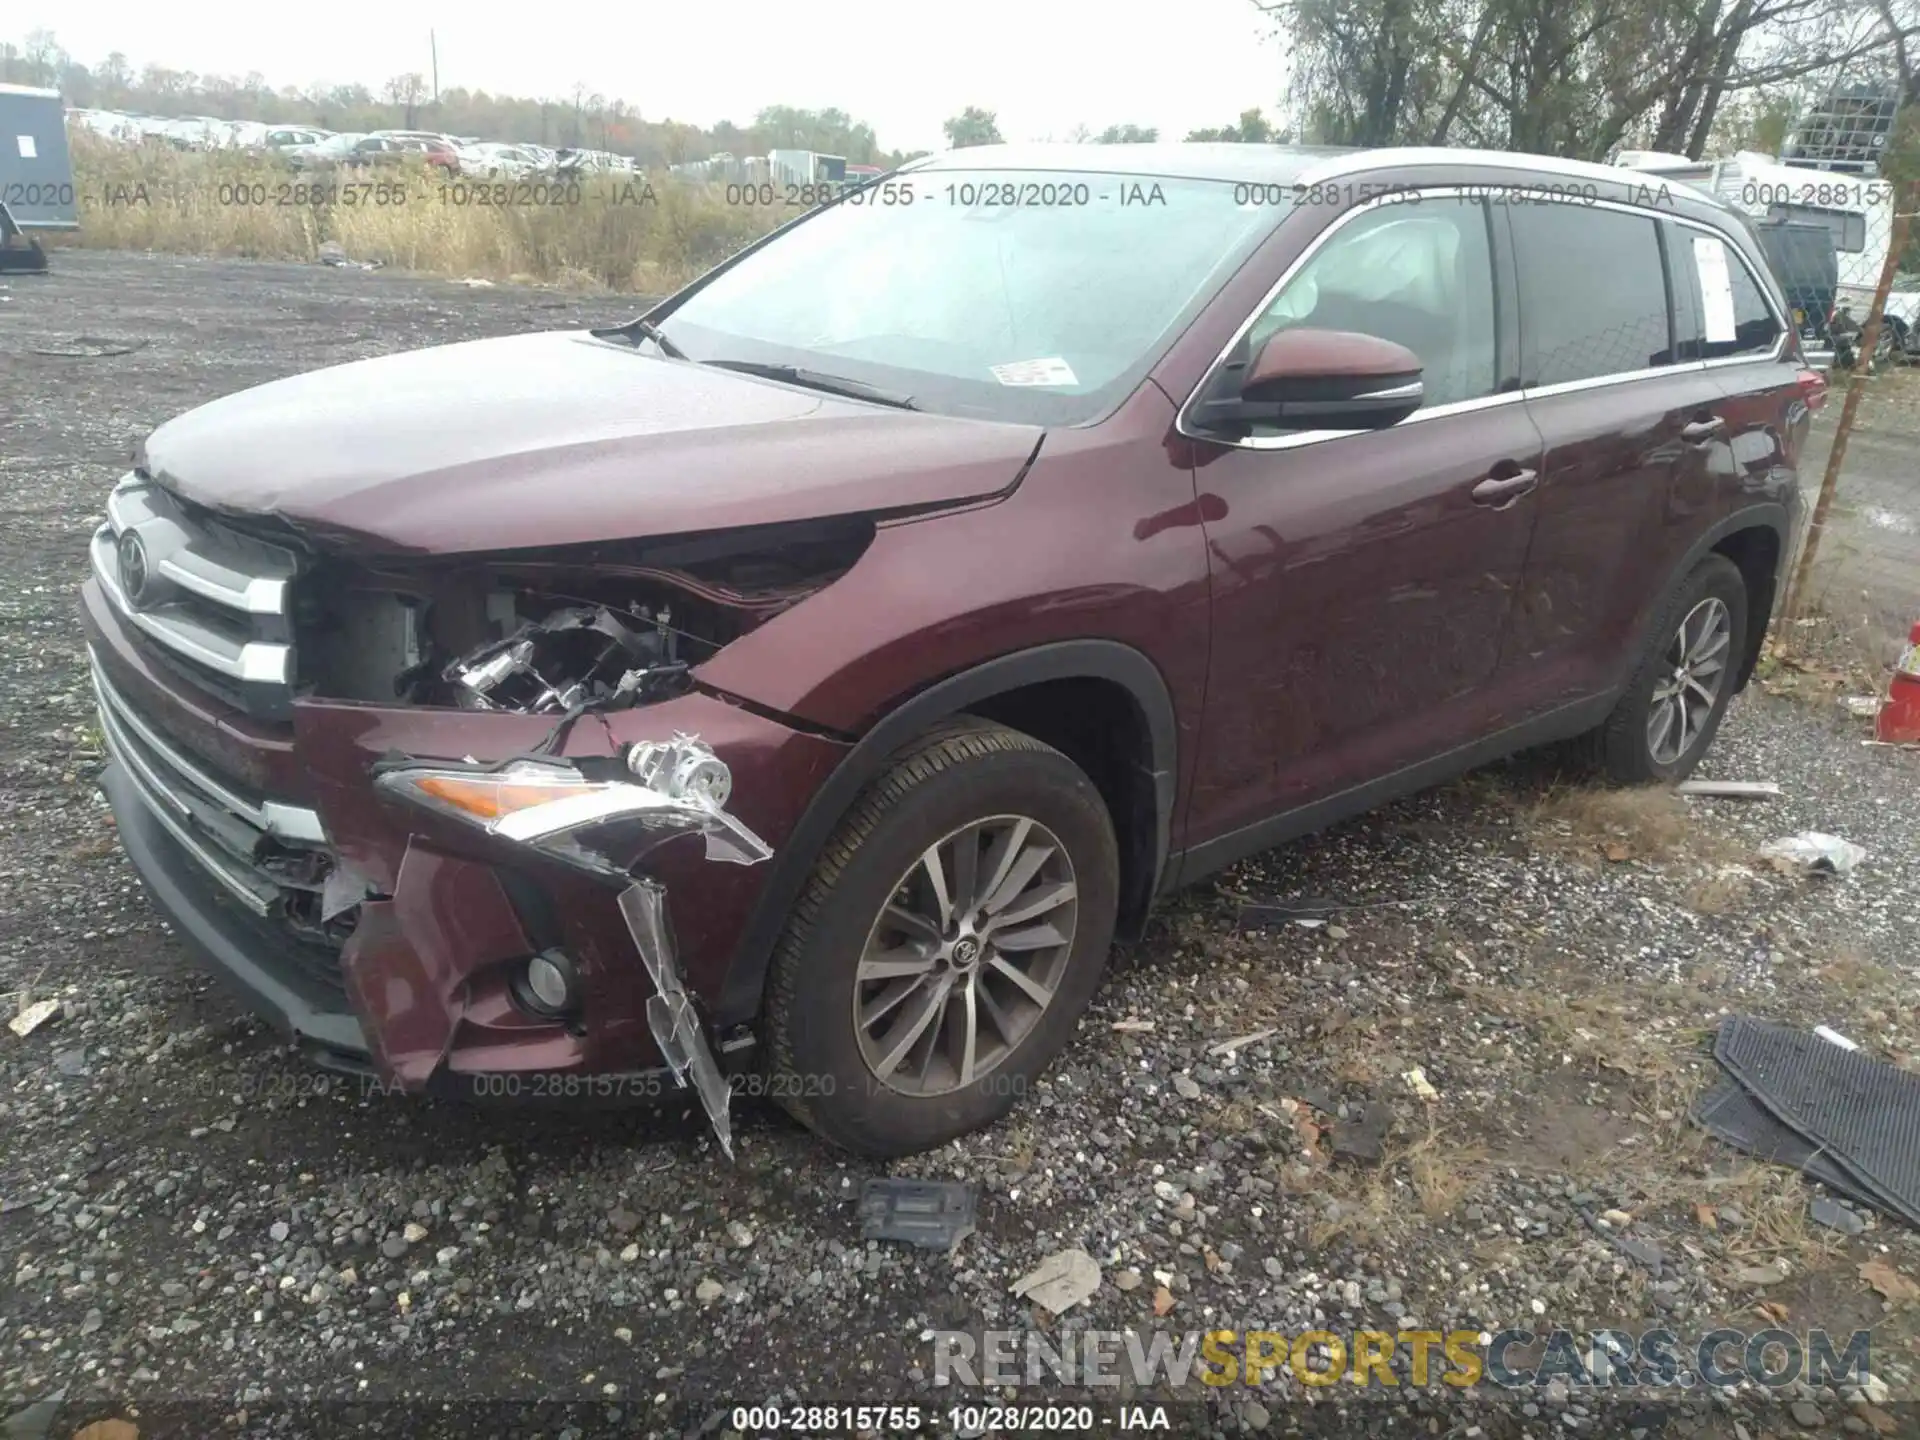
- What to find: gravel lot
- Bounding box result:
[4,250,1920,1440]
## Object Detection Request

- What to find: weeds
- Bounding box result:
[62,134,782,292]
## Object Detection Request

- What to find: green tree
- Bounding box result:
[1186,108,1279,141]
[943,106,1004,148]
[1093,123,1160,142]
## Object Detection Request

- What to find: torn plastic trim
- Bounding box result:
[372,734,773,1155]
[618,878,737,1159]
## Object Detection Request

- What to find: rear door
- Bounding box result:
[1498,199,1737,710]
[1680,222,1811,515]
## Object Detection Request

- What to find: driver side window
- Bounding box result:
[1245,197,1498,430]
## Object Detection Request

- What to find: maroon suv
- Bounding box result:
[83,144,1820,1157]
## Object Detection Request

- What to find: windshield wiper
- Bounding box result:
[590,316,687,359]
[704,359,918,410]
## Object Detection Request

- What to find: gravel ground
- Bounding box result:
[4,251,1920,1440]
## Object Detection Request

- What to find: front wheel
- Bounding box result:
[1591,553,1749,785]
[762,720,1119,1156]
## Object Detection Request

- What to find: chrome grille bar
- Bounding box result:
[90,474,298,716]
[88,647,325,844]
[96,691,280,916]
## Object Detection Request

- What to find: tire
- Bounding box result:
[1592,553,1749,785]
[762,718,1119,1156]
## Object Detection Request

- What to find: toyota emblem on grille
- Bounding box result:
[117,530,151,609]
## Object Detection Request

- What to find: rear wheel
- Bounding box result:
[1590,554,1749,784]
[762,720,1118,1156]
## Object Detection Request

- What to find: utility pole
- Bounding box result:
[430,31,439,104]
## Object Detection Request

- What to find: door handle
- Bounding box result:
[1682,416,1727,443]
[1471,469,1538,507]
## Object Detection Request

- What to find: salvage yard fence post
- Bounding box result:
[1783,185,1918,625]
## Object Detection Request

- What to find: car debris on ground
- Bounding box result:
[856,1178,976,1252]
[1010,1247,1101,1315]
[7,997,60,1038]
[1758,830,1870,874]
[1675,778,1782,799]
[1698,1017,1920,1227]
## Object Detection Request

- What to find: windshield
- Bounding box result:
[657,168,1285,424]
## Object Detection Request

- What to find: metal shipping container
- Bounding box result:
[0,83,79,230]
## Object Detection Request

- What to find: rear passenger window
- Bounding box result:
[1509,204,1675,386]
[1690,233,1784,359]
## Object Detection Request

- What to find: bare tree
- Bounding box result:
[1257,0,1918,158]
[384,72,428,129]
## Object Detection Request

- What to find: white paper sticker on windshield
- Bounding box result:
[16,135,35,159]
[990,357,1078,387]
[1693,236,1737,344]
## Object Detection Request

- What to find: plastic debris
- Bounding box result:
[1841,695,1885,718]
[1236,898,1343,930]
[1010,1247,1101,1315]
[1758,832,1868,876]
[1814,1025,1860,1052]
[1402,1067,1438,1101]
[858,1178,976,1251]
[1208,1027,1279,1056]
[8,999,60,1038]
[1675,779,1781,799]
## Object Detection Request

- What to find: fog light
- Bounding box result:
[517,949,580,1017]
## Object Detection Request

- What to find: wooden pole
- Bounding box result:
[1784,188,1915,623]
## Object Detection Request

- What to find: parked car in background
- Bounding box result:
[221,121,270,150]
[264,126,332,151]
[391,136,461,173]
[285,133,410,171]
[456,142,547,179]
[82,144,1818,1159]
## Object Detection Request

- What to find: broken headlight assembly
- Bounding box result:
[444,604,688,715]
[293,518,873,715]
[374,734,773,874]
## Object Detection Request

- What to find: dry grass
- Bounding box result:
[1528,784,1697,865]
[1303,1117,1484,1247]
[1704,1164,1847,1267]
[63,133,782,292]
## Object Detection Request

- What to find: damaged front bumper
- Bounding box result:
[89,587,846,1153]
[367,732,774,1156]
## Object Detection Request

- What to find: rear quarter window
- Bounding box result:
[1688,232,1784,360]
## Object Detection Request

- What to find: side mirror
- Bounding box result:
[1194,328,1424,433]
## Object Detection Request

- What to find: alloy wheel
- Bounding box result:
[1647,596,1732,765]
[853,814,1079,1097]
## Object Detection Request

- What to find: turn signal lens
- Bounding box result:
[379,759,661,843]
[414,770,606,823]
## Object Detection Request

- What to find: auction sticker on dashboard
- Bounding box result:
[991,356,1078,387]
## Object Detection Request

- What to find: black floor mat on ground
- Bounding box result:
[1711,1016,1920,1229]
[1693,1076,1880,1209]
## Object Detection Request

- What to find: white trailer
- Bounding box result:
[1615,150,1897,311]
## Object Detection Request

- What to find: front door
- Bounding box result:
[1183,193,1544,850]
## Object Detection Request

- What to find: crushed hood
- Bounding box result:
[140,330,1044,554]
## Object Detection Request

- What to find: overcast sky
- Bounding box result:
[21,1,1290,153]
